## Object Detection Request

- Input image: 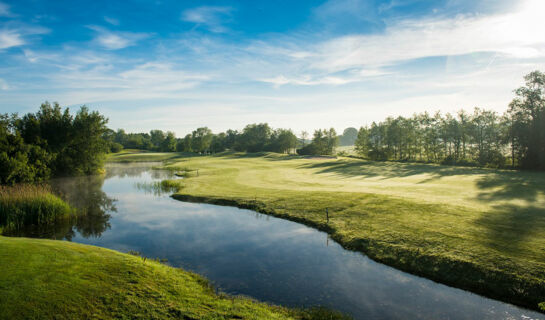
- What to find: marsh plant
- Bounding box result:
[0,184,73,231]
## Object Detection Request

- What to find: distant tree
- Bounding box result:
[354,127,368,156]
[150,130,165,151]
[161,131,177,152]
[268,129,297,153]
[339,127,358,146]
[180,134,192,152]
[209,133,225,153]
[237,123,272,152]
[191,127,213,153]
[224,129,238,150]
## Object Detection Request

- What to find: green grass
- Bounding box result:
[106,151,545,312]
[0,184,73,231]
[0,236,350,320]
[106,149,193,163]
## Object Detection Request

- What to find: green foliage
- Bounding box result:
[508,70,545,169]
[297,128,338,155]
[191,127,213,153]
[0,184,73,231]
[1,103,109,184]
[236,123,272,152]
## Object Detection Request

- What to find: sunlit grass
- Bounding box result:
[106,151,545,312]
[0,184,73,231]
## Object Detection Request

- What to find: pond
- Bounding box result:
[8,163,543,320]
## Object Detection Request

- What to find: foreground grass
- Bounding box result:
[0,184,73,232]
[0,236,350,320]
[108,151,545,312]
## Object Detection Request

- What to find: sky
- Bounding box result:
[1,0,545,136]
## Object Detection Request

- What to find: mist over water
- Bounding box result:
[13,163,543,320]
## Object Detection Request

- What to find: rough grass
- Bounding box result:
[107,151,545,312]
[0,184,73,231]
[0,236,349,320]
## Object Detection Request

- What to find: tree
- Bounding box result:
[210,133,227,153]
[150,130,166,150]
[268,129,297,153]
[300,131,309,147]
[354,127,368,156]
[161,131,177,152]
[191,127,213,153]
[339,127,358,146]
[508,70,545,169]
[237,123,272,152]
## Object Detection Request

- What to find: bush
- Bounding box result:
[0,184,73,231]
[110,142,124,153]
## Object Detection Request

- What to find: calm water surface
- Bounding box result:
[12,163,544,320]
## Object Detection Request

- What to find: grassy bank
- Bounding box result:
[107,151,545,312]
[0,184,73,232]
[0,236,349,319]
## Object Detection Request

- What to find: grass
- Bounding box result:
[0,184,73,231]
[1,236,349,320]
[106,149,193,163]
[106,151,545,312]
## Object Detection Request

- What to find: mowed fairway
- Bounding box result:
[138,152,545,311]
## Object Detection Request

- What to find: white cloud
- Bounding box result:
[181,6,233,33]
[88,26,149,50]
[0,29,24,49]
[0,25,49,50]
[308,0,545,72]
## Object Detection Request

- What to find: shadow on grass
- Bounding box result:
[474,204,545,253]
[215,151,304,161]
[475,170,545,202]
[297,158,488,181]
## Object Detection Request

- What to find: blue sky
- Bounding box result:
[1,0,544,135]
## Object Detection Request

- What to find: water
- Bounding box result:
[10,163,544,320]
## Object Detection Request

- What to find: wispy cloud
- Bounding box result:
[88,26,149,50]
[181,6,233,33]
[104,16,119,26]
[306,0,545,73]
[0,29,24,49]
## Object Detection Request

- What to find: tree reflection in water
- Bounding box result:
[6,173,117,240]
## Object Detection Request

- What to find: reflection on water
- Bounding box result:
[8,163,544,320]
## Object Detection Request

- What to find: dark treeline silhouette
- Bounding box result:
[353,71,545,169]
[1,102,109,184]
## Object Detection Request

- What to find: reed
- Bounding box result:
[0,184,73,231]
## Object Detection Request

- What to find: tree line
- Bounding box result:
[109,123,299,154]
[353,71,545,169]
[1,102,109,184]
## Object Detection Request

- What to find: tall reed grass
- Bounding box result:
[0,184,73,231]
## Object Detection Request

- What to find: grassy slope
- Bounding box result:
[125,151,545,312]
[0,236,301,320]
